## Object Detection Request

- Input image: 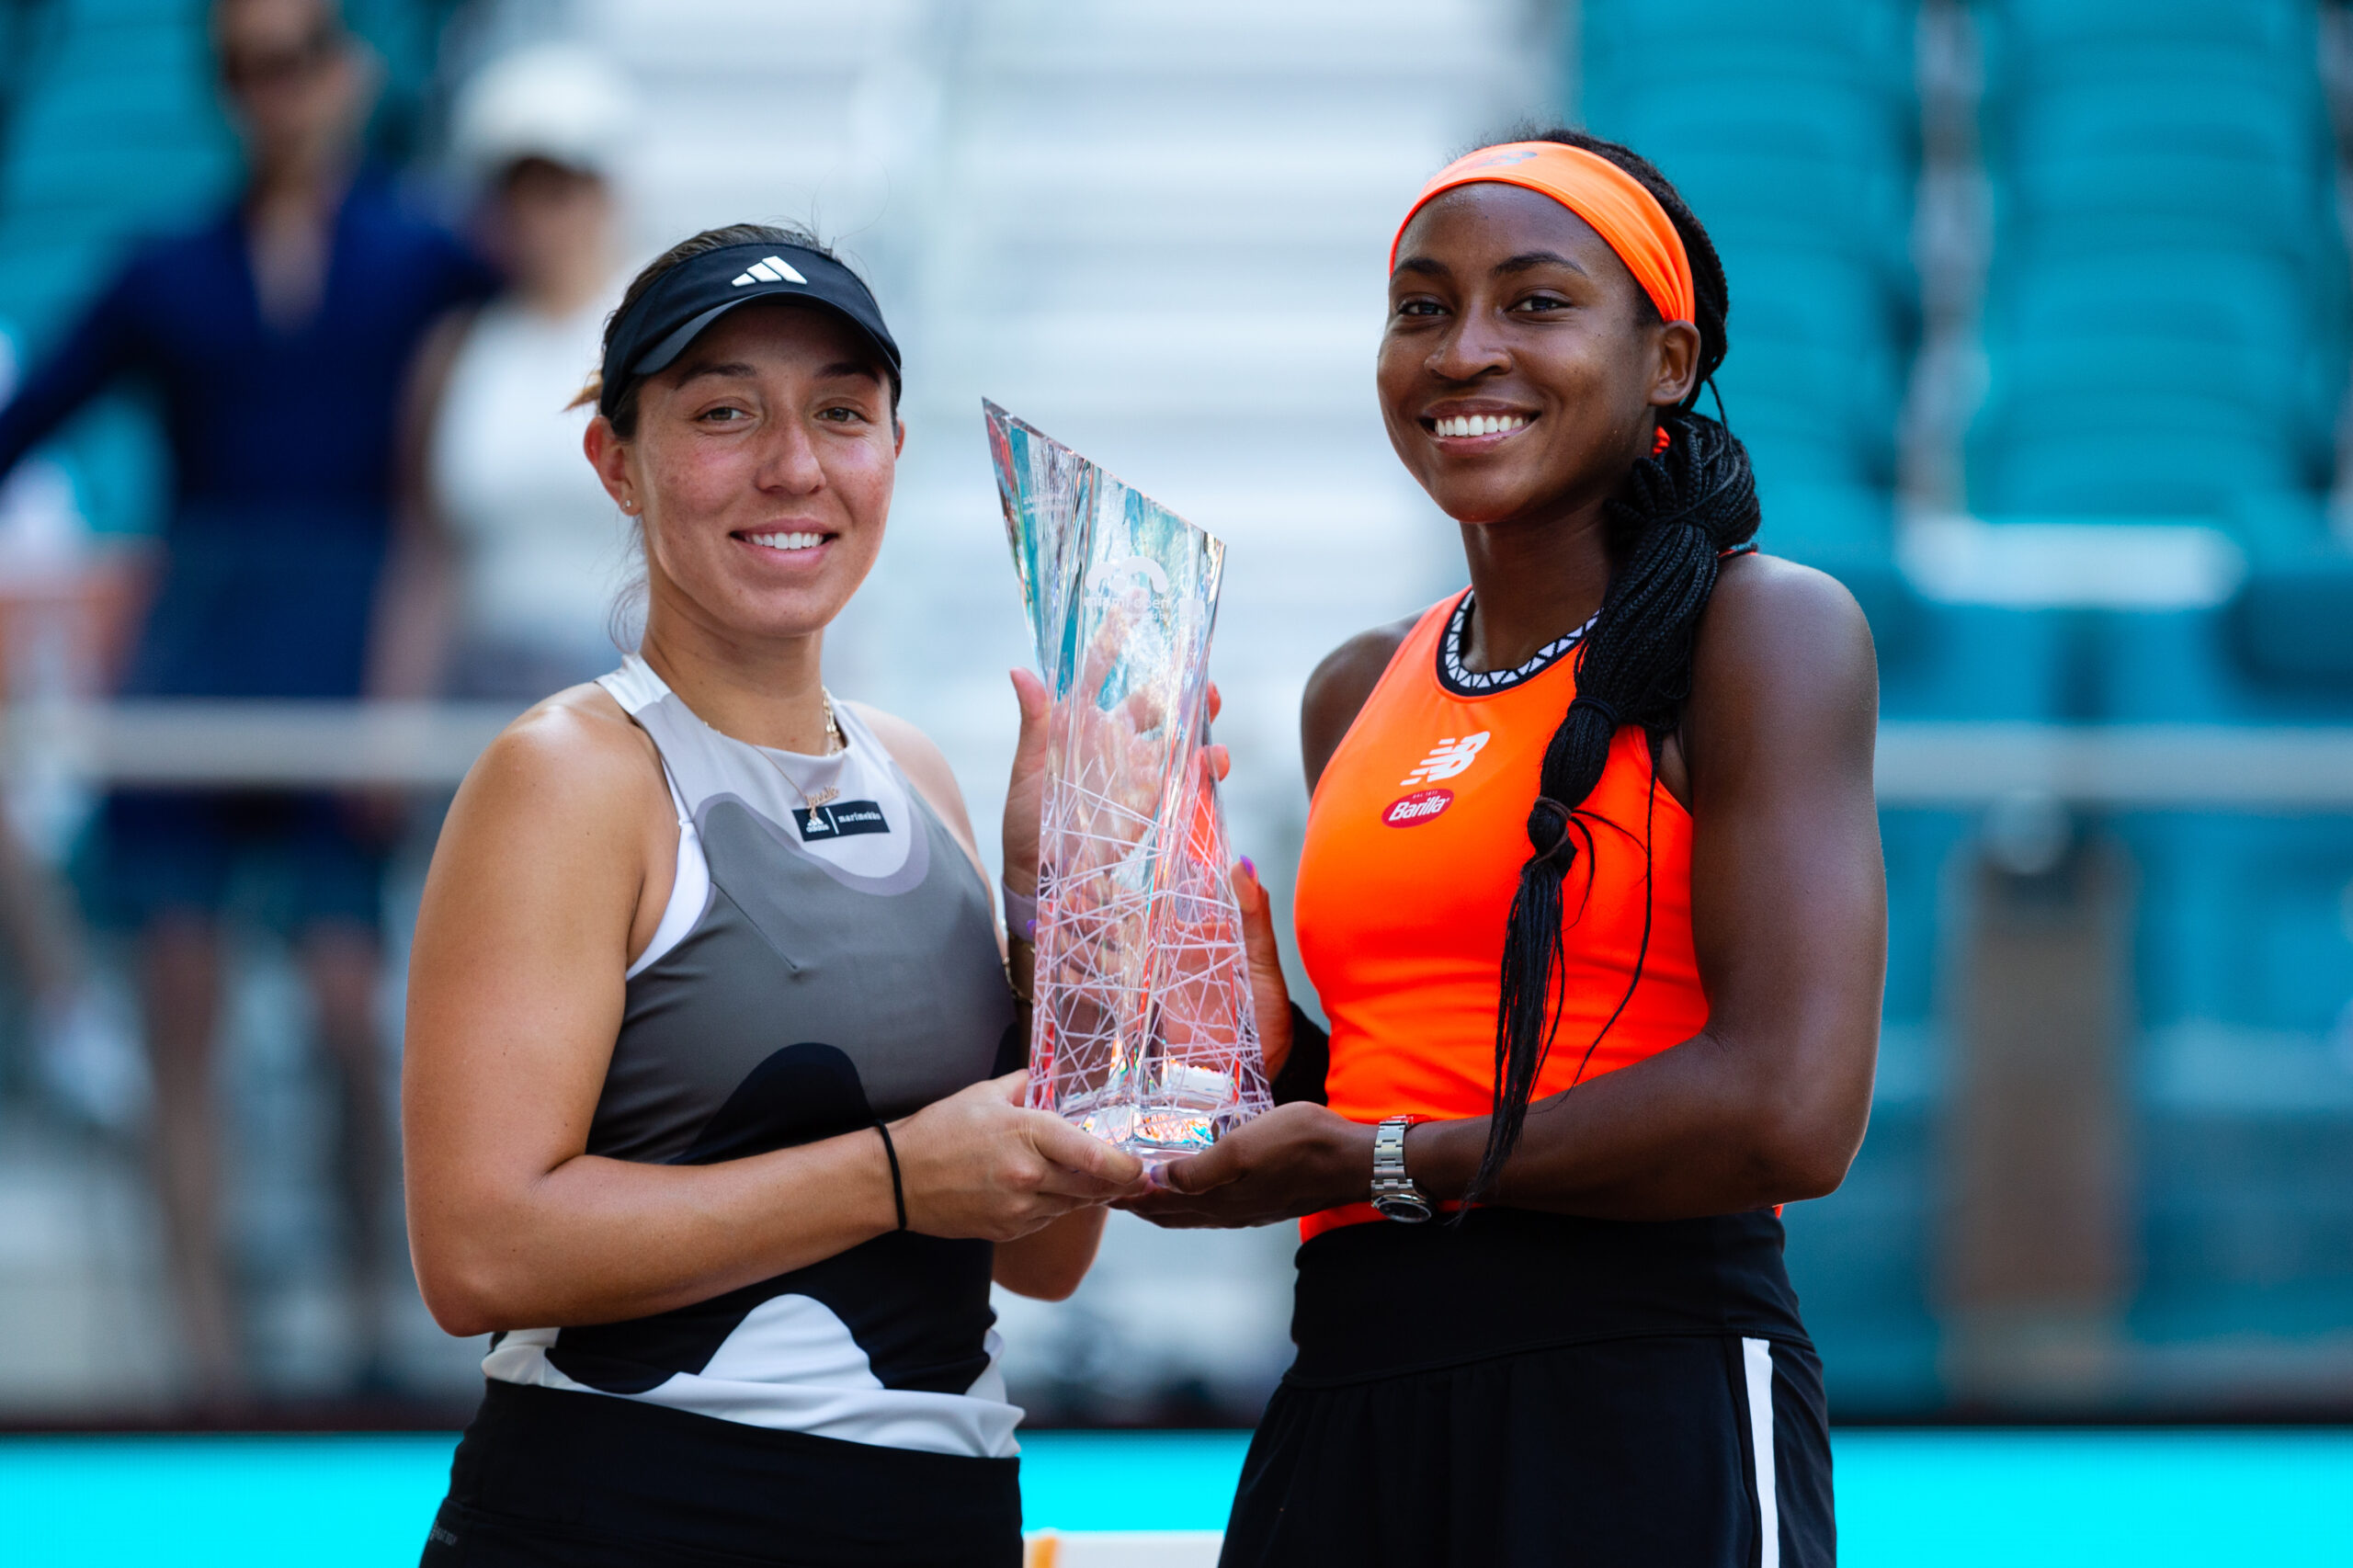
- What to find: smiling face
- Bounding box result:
[1378,182,1700,529]
[585,300,901,648]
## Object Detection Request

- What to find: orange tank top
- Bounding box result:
[1291,590,1711,1237]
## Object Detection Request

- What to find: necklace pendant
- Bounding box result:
[806,785,841,810]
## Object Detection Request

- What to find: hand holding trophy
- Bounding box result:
[987,401,1273,1165]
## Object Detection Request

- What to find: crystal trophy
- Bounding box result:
[985,400,1272,1162]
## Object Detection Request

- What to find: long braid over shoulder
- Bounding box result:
[1467,129,1762,1207]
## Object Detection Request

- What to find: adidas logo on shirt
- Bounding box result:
[733,256,809,287]
[1400,732,1490,788]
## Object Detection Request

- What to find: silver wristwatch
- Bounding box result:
[1370,1115,1433,1223]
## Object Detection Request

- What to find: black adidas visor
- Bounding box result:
[597,241,902,420]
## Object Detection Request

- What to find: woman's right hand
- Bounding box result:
[889,1072,1147,1242]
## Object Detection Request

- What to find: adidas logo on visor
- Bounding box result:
[732,256,808,287]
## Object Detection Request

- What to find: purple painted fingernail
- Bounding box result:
[1239,856,1257,881]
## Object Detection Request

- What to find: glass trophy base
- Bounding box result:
[1064,1082,1250,1168]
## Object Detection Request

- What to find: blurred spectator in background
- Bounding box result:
[400,45,638,703]
[0,0,494,1403]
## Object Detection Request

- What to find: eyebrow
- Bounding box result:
[671,358,884,390]
[1495,250,1589,277]
[1392,250,1591,282]
[671,359,756,388]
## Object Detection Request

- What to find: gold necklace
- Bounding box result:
[763,688,846,812]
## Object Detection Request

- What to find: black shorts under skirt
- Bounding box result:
[418,1381,1021,1568]
[1220,1332,1835,1568]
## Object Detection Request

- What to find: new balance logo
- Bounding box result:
[1400,732,1490,788]
[733,256,809,287]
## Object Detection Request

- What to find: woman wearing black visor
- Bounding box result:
[404,223,1142,1567]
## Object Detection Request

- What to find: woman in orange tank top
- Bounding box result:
[1125,131,1885,1568]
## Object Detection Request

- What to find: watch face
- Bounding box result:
[1373,1193,1434,1223]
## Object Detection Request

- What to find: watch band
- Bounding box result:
[1370,1114,1433,1223]
[1001,881,1039,942]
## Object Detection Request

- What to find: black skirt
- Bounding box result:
[1221,1207,1836,1568]
[418,1381,1022,1568]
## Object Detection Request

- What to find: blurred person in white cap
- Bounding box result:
[397,44,640,701]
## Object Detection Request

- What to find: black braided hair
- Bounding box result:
[1464,128,1762,1208]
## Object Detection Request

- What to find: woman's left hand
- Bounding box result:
[1001,674,1230,899]
[1117,1102,1373,1229]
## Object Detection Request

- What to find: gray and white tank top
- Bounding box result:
[483,655,1024,1458]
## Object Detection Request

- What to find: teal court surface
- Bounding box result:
[1,1426,2347,1565]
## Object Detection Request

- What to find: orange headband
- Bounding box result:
[1390,142,1696,327]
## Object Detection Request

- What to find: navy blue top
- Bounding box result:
[0,174,496,698]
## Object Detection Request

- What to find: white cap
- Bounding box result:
[448,43,637,185]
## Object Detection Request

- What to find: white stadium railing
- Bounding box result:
[5,703,2351,806]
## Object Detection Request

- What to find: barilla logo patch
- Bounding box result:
[1383,788,1454,827]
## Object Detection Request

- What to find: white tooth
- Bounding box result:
[1474,415,1492,435]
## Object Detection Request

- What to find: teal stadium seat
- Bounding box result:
[2236,553,2353,684]
[1994,80,2333,179]
[1970,0,2347,551]
[1981,253,2325,363]
[1583,0,1917,94]
[1970,394,2307,517]
[2000,156,2336,270]
[1983,0,2320,63]
[1979,335,2335,483]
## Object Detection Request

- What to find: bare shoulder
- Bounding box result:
[1710,551,1869,633]
[841,699,976,840]
[1687,553,1879,774]
[416,683,669,970]
[843,699,953,782]
[1301,614,1419,793]
[451,682,665,834]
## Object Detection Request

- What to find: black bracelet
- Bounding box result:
[872,1119,908,1232]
